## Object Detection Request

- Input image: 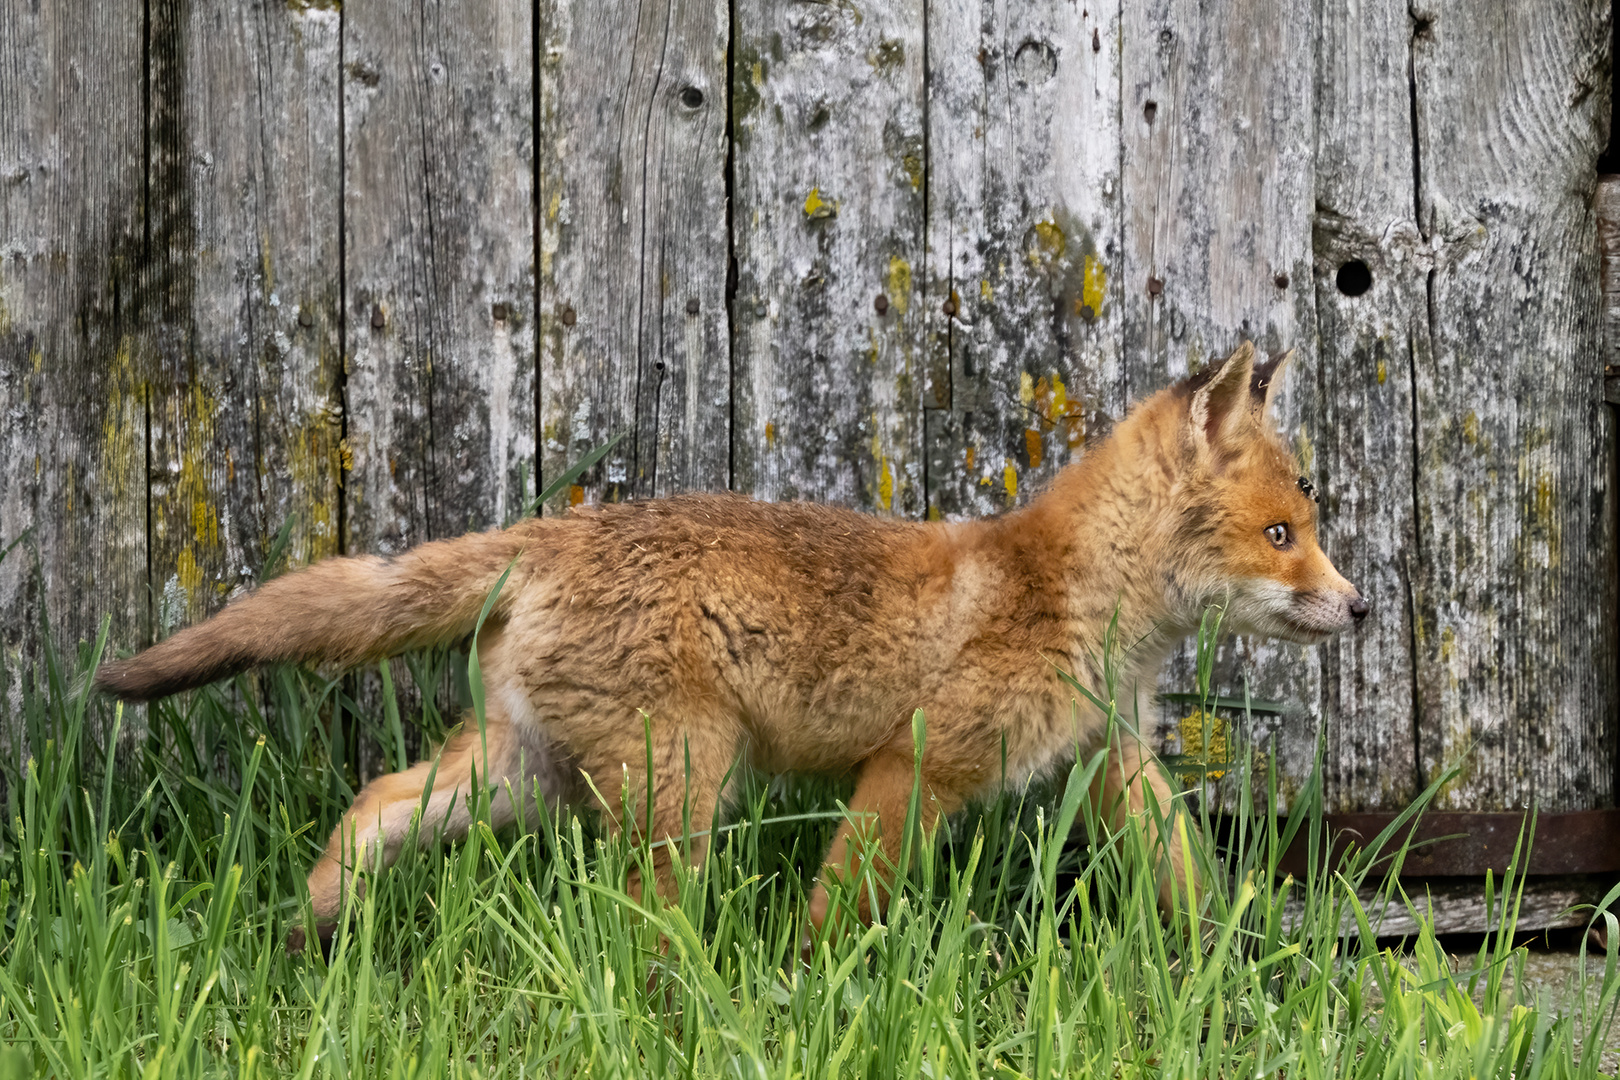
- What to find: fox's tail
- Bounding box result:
[93,524,538,702]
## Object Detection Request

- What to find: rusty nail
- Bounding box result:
[1147,275,1164,297]
[561,305,577,327]
[370,304,386,329]
[942,296,959,317]
[874,293,889,315]
[298,308,315,328]
[492,302,509,321]
[1273,272,1289,290]
[685,297,700,315]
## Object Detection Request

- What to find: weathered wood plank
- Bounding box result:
[537,0,731,509]
[1596,177,1620,400]
[1410,0,1615,811]
[1117,0,1325,803]
[1296,0,1424,811]
[344,0,536,553]
[731,0,927,514]
[0,2,149,678]
[924,0,1125,521]
[145,0,343,638]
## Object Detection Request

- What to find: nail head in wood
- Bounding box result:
[942,296,958,317]
[685,297,700,315]
[491,302,509,322]
[1146,275,1164,297]
[298,308,315,328]
[874,293,889,315]
[561,305,577,327]
[370,304,386,329]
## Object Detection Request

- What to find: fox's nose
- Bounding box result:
[1348,595,1369,623]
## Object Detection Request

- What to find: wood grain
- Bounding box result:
[924,0,1125,521]
[0,1,149,678]
[537,0,731,510]
[1297,0,1425,811]
[343,0,536,553]
[730,0,927,514]
[144,0,344,639]
[1409,0,1615,811]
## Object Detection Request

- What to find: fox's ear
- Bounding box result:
[1188,341,1257,469]
[1250,348,1293,421]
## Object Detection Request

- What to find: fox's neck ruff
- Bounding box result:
[1013,394,1204,677]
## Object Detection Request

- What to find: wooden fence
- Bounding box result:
[1,0,1615,830]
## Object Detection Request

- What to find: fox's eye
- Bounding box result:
[1264,523,1291,549]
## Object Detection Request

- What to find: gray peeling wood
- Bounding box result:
[0,1,148,698]
[344,0,536,554]
[924,0,1127,521]
[538,0,730,509]
[1408,0,1615,812]
[1297,0,1424,812]
[145,0,344,637]
[731,0,928,515]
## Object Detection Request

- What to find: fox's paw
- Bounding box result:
[285,920,335,959]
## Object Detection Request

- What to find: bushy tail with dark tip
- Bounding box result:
[93,525,537,702]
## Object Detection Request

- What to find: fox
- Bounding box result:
[94,339,1365,950]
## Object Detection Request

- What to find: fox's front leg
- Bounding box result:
[807,737,970,942]
[1091,714,1199,916]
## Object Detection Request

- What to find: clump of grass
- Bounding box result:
[0,605,1616,1078]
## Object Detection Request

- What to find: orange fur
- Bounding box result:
[95,341,1364,946]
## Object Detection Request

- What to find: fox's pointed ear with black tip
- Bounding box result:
[1186,340,1257,470]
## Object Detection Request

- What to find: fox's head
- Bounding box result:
[1165,341,1367,643]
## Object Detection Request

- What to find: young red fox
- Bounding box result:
[95,341,1365,948]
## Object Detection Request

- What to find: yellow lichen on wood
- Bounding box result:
[886,257,911,314]
[1019,371,1034,405]
[1177,709,1231,781]
[1003,464,1018,499]
[804,187,836,220]
[1081,253,1106,314]
[1024,428,1043,469]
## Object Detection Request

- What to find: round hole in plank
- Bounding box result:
[680,86,705,109]
[1335,260,1372,297]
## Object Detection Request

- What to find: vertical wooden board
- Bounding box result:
[731,0,927,514]
[537,0,730,509]
[144,0,343,638]
[1411,0,1615,811]
[924,0,1125,521]
[0,3,148,678]
[1293,0,1424,810]
[1117,0,1322,803]
[345,0,536,554]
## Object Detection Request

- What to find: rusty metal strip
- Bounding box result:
[1271,810,1620,878]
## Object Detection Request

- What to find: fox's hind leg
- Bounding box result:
[292,700,571,952]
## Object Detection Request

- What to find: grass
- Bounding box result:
[1,607,1618,1078]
